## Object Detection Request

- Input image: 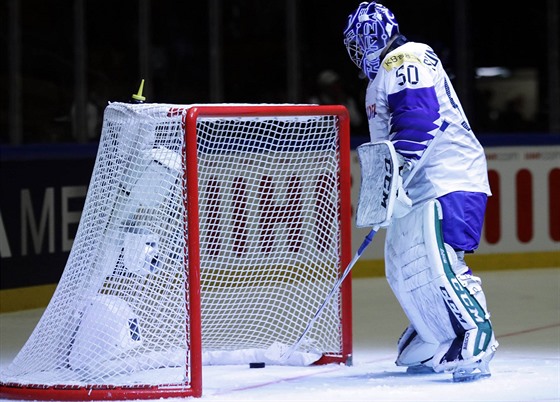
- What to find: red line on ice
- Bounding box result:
[210,355,394,396]
[210,323,560,396]
[497,322,560,338]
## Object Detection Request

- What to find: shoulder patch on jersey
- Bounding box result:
[383,52,422,71]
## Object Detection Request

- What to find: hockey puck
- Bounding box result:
[249,362,265,369]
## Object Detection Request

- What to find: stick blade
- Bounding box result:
[264,341,322,366]
[264,341,292,362]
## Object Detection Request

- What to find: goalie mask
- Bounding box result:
[343,1,400,80]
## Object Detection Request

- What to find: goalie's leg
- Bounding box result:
[396,324,438,374]
[433,246,498,381]
[385,199,498,380]
[436,191,498,381]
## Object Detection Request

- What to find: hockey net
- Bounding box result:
[0,103,352,400]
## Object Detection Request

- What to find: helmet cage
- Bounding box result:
[344,30,363,69]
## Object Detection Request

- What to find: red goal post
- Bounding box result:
[0,103,352,400]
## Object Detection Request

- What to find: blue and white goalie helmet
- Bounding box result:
[343,2,400,80]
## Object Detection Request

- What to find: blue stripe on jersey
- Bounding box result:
[388,87,440,159]
[392,128,435,143]
[392,141,425,160]
[393,139,427,152]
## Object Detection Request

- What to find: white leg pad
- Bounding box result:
[385,200,496,372]
[386,201,454,347]
[396,325,438,367]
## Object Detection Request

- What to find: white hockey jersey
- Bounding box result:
[365,41,491,205]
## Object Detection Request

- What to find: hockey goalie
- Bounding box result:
[345,2,498,381]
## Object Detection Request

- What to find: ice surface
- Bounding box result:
[1,268,558,401]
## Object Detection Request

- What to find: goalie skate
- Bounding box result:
[452,349,495,382]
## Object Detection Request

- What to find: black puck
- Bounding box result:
[249,362,266,368]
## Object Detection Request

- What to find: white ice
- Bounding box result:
[1,268,559,401]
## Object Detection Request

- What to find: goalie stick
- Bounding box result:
[265,227,378,363]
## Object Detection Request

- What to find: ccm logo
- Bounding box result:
[381,157,393,208]
[439,279,485,326]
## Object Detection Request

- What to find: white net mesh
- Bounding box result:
[196,115,343,355]
[0,103,350,396]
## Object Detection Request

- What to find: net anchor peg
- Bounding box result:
[132,79,146,103]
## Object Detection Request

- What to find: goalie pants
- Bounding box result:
[437,191,487,254]
[385,195,497,372]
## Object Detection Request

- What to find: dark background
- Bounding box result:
[0,1,559,295]
[1,0,559,144]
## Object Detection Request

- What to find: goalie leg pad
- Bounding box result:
[385,200,496,372]
[396,324,438,369]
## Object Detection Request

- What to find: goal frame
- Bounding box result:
[185,104,354,370]
[0,104,352,400]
